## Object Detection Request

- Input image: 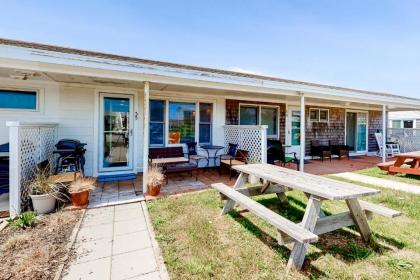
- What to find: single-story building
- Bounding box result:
[0,38,420,215]
[389,111,420,129]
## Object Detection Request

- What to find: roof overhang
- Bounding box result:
[0,43,419,110]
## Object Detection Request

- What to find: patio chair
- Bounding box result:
[218,143,238,163]
[185,142,206,165]
[329,140,350,160]
[310,140,331,162]
[267,140,299,170]
[220,149,248,179]
[375,132,400,158]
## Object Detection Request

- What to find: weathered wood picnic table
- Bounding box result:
[212,163,401,272]
[385,151,420,176]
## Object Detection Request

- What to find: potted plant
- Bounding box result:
[147,165,165,196]
[29,167,63,214]
[68,177,96,208]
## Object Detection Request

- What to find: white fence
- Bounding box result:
[7,122,58,216]
[223,125,267,163]
[388,128,420,152]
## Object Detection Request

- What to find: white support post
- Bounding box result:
[261,126,267,163]
[382,105,387,162]
[299,93,305,172]
[142,81,150,193]
[8,125,20,217]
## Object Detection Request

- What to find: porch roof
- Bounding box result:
[0,37,419,110]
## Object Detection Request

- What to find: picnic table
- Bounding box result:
[386,152,420,176]
[212,163,400,272]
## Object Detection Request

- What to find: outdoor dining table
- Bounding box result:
[200,145,225,167]
[213,163,400,272]
[388,151,420,176]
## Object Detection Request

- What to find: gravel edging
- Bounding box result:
[141,201,170,280]
[53,209,86,280]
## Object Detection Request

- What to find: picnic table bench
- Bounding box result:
[212,163,401,272]
[377,151,420,176]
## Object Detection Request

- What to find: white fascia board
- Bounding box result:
[1,45,420,108]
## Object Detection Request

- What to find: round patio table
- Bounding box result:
[200,145,225,167]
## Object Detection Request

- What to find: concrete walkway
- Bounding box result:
[62,202,169,280]
[333,172,420,195]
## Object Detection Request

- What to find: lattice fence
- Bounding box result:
[7,122,58,215]
[388,128,420,152]
[224,125,267,163]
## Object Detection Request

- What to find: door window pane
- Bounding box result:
[0,90,37,110]
[199,103,212,144]
[291,110,301,145]
[169,102,195,144]
[103,97,130,168]
[149,100,165,146]
[240,106,258,125]
[356,113,367,152]
[261,107,278,136]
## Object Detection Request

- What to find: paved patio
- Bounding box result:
[88,155,381,203]
[63,202,169,280]
[88,179,144,208]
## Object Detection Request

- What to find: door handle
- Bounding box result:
[130,129,133,136]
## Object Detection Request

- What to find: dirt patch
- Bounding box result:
[0,210,81,280]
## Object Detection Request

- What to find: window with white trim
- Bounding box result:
[239,104,279,138]
[0,89,37,110]
[199,103,212,144]
[309,108,329,122]
[149,100,213,146]
[149,100,166,146]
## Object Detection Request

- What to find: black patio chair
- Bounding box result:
[218,143,238,175]
[267,140,299,170]
[185,142,206,164]
[310,140,331,162]
[220,149,249,179]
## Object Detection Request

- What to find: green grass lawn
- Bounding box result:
[355,166,420,185]
[148,183,420,280]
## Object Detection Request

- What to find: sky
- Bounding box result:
[0,0,419,98]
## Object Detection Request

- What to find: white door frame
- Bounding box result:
[286,105,302,157]
[345,109,369,154]
[98,92,135,173]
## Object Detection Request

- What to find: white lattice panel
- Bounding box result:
[7,122,58,215]
[224,125,267,163]
[389,128,420,152]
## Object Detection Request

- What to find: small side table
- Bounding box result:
[200,145,225,167]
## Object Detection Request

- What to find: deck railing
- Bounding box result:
[223,125,267,163]
[7,122,58,216]
[388,128,420,152]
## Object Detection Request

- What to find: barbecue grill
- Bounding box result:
[54,139,86,175]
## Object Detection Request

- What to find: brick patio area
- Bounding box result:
[139,155,381,198]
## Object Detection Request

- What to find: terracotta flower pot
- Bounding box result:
[70,190,89,208]
[148,184,161,196]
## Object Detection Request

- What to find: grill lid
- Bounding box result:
[55,139,87,150]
